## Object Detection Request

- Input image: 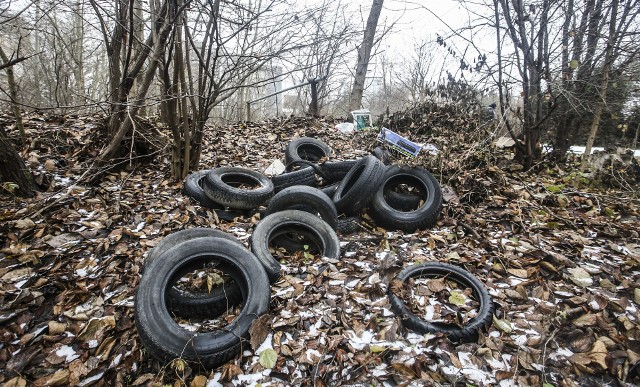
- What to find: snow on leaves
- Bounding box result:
[0,114,639,385]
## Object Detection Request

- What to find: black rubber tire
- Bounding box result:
[319,182,339,197]
[371,147,391,165]
[265,186,338,230]
[146,228,244,318]
[284,137,332,166]
[385,190,423,212]
[337,216,362,235]
[320,160,358,183]
[203,167,274,210]
[332,155,386,215]
[135,237,270,368]
[271,167,317,193]
[250,210,340,282]
[388,262,495,343]
[370,165,442,232]
[183,170,220,208]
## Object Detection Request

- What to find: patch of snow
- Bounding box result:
[56,345,80,362]
[87,340,99,349]
[78,372,105,387]
[234,370,270,385]
[15,280,28,289]
[206,373,223,387]
[550,347,574,361]
[256,333,273,353]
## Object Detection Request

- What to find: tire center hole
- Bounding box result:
[392,276,480,326]
[222,175,261,190]
[384,178,427,212]
[168,265,242,333]
[269,226,323,266]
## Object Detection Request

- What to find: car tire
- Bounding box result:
[250,210,340,282]
[203,167,273,210]
[135,237,270,368]
[369,165,442,232]
[183,170,220,209]
[271,167,317,193]
[284,137,332,166]
[320,160,358,183]
[332,155,386,215]
[265,186,338,230]
[146,228,244,318]
[388,262,495,343]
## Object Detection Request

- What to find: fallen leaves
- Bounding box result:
[0,114,639,386]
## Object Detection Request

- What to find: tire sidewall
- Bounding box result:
[388,262,494,341]
[135,238,270,362]
[251,210,340,282]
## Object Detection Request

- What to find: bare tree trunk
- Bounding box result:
[581,0,619,170]
[347,0,384,113]
[73,1,85,107]
[0,129,35,197]
[0,46,25,142]
[97,7,176,164]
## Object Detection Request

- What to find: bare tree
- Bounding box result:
[89,0,183,163]
[347,0,384,113]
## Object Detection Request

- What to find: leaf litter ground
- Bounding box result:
[1,114,640,386]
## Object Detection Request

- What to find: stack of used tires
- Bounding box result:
[135,212,341,367]
[182,136,443,232]
[270,136,444,233]
[136,136,448,368]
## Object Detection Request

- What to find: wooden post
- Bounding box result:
[246,101,251,122]
[309,78,319,117]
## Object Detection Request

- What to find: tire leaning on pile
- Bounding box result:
[203,167,274,210]
[332,155,386,215]
[135,237,270,368]
[369,165,442,232]
[145,228,244,319]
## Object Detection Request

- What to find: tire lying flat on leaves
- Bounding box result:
[183,170,220,209]
[251,210,340,282]
[284,137,332,166]
[182,172,252,220]
[265,185,338,230]
[135,237,270,368]
[388,262,495,343]
[204,167,273,210]
[271,167,316,193]
[370,165,442,232]
[332,155,386,215]
[146,228,243,318]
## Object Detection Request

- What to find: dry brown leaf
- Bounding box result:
[589,340,608,369]
[220,363,243,381]
[48,321,66,335]
[2,377,27,387]
[131,373,156,385]
[391,362,416,378]
[190,375,208,387]
[427,277,446,292]
[507,268,529,278]
[249,314,271,351]
[573,313,598,328]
